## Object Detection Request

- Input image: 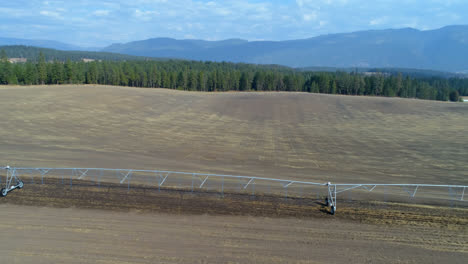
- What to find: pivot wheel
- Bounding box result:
[0,188,7,197]
[17,180,24,189]
[330,205,336,215]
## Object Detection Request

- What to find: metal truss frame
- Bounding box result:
[327,183,466,214]
[2,166,467,215]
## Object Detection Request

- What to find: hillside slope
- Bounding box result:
[1,85,466,184]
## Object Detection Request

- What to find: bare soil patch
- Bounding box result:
[0,181,466,263]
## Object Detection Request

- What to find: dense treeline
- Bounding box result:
[299,66,467,79]
[1,51,466,102]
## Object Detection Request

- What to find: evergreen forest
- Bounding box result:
[1,49,466,102]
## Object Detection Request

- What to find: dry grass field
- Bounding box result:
[1,85,467,184]
[0,85,467,263]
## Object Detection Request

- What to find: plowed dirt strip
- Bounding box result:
[0,181,467,263]
[0,203,466,264]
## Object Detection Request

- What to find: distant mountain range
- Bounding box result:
[2,26,468,72]
[3,45,465,78]
[102,26,468,72]
[0,37,99,51]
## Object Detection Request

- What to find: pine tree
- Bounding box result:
[188,71,198,91]
[24,62,37,84]
[0,58,16,85]
[252,71,265,91]
[64,59,74,83]
[0,49,7,63]
[449,90,460,102]
[330,80,337,94]
[176,70,187,89]
[239,72,250,91]
[51,61,63,84]
[197,71,206,91]
[86,62,98,84]
[37,52,47,85]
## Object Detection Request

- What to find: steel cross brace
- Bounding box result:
[39,169,50,175]
[119,170,133,184]
[243,178,254,189]
[77,169,89,180]
[402,185,419,198]
[199,175,209,188]
[158,173,170,187]
[361,185,377,192]
[412,185,419,197]
[336,184,362,194]
[40,168,50,183]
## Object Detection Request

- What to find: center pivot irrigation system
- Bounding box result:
[1,166,467,215]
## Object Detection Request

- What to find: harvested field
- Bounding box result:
[0,85,467,263]
[0,85,467,184]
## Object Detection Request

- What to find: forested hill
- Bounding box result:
[0,37,85,51]
[3,45,466,79]
[102,26,468,72]
[0,45,155,62]
[1,50,467,102]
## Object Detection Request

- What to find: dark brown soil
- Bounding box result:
[0,180,466,264]
[2,178,466,229]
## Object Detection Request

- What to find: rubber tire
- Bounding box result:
[0,188,7,197]
[331,205,336,215]
[325,197,329,206]
[17,181,24,189]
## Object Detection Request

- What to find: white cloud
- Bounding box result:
[32,24,53,30]
[296,0,348,7]
[303,12,317,21]
[369,17,388,26]
[0,7,32,18]
[93,10,110,17]
[134,9,159,21]
[39,10,63,20]
[167,24,183,32]
[212,7,231,16]
[1,0,468,47]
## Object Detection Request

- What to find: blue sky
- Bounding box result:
[1,0,467,47]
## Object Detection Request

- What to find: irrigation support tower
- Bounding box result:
[1,166,466,215]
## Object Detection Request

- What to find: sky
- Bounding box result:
[0,0,467,47]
